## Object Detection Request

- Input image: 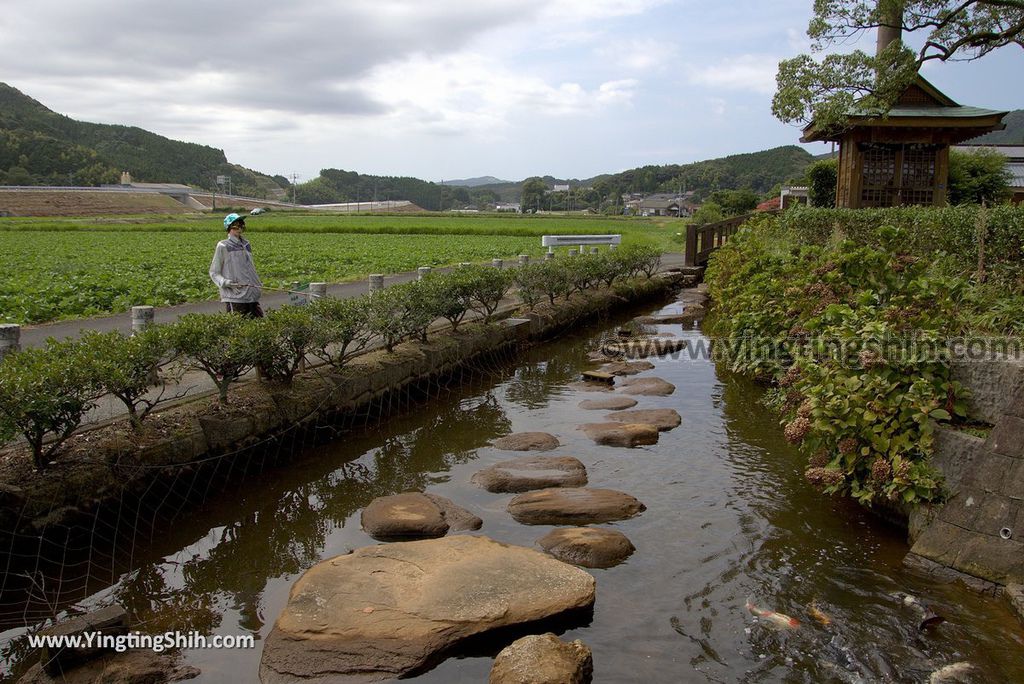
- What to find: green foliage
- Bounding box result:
[773,1,1023,129]
[250,306,321,385]
[418,272,475,331]
[75,328,177,430]
[308,296,372,368]
[806,158,838,208]
[166,314,259,404]
[948,148,1012,205]
[521,177,548,212]
[460,265,511,322]
[691,202,725,225]
[366,287,412,352]
[707,189,759,216]
[705,215,974,506]
[0,342,99,469]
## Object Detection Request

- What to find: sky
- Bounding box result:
[2,0,1022,184]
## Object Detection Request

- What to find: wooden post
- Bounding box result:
[369,274,385,293]
[684,224,698,266]
[0,324,20,361]
[130,306,154,336]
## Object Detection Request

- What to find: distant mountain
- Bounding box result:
[967,109,1024,145]
[0,82,285,197]
[442,176,510,187]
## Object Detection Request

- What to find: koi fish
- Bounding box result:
[807,599,832,627]
[928,661,976,683]
[745,597,800,629]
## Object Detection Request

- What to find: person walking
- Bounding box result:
[209,213,264,317]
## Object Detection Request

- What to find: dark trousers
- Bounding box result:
[224,301,264,318]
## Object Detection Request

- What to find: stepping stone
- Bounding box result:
[605,408,681,431]
[579,422,659,447]
[490,633,593,684]
[567,381,614,393]
[604,338,687,359]
[581,370,614,384]
[361,492,481,541]
[578,396,638,410]
[537,527,636,568]
[508,488,646,525]
[260,536,595,683]
[600,360,655,376]
[492,432,560,451]
[472,455,588,493]
[587,351,611,362]
[618,377,676,396]
[678,289,708,305]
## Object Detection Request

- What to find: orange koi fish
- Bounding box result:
[807,599,832,627]
[745,597,800,629]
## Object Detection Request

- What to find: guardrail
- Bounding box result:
[683,210,779,267]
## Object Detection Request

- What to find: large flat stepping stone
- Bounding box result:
[361,492,481,541]
[605,408,681,431]
[490,633,593,684]
[508,488,646,525]
[472,455,588,493]
[567,381,614,393]
[578,396,638,410]
[260,536,595,683]
[579,422,659,447]
[600,360,655,376]
[538,527,636,569]
[492,432,560,451]
[618,377,676,396]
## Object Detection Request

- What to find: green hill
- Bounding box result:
[0,82,284,197]
[967,110,1024,145]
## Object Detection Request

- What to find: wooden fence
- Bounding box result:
[683,209,779,267]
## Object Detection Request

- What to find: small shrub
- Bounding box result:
[166,314,259,404]
[308,296,372,369]
[420,273,474,331]
[251,306,321,385]
[0,342,100,469]
[461,265,511,322]
[366,287,413,352]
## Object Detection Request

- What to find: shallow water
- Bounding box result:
[3,296,1023,683]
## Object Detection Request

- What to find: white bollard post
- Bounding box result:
[130,306,154,336]
[492,258,503,269]
[459,262,472,268]
[417,266,432,280]
[0,324,20,361]
[609,244,618,251]
[310,282,327,300]
[369,274,385,293]
[518,254,530,265]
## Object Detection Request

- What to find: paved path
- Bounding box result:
[19,253,686,347]
[11,252,686,434]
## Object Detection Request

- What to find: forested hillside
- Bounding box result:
[0,83,285,197]
[968,110,1024,145]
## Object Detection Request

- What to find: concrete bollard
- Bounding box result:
[609,244,618,251]
[459,262,472,268]
[417,266,432,280]
[369,274,385,293]
[310,282,327,300]
[492,258,503,269]
[130,306,154,336]
[0,324,20,361]
[544,251,555,261]
[518,254,530,265]
[590,246,600,255]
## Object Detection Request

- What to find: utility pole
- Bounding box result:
[289,173,299,205]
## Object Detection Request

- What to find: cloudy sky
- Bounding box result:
[2,0,1021,183]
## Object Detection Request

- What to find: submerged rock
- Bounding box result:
[579,422,659,447]
[604,408,681,431]
[577,396,638,411]
[490,633,594,684]
[260,536,595,683]
[538,527,636,569]
[508,488,646,525]
[18,650,199,684]
[618,377,676,396]
[493,432,561,451]
[472,455,588,493]
[361,492,481,541]
[599,360,655,376]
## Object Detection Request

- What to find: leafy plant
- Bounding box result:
[165,314,259,404]
[308,295,372,369]
[250,306,321,385]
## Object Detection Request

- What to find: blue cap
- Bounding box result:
[223,213,245,230]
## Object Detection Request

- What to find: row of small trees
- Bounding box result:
[0,247,662,471]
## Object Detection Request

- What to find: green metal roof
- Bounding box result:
[850,105,1007,119]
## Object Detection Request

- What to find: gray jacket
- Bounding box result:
[209,235,263,303]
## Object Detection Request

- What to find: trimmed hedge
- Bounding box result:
[0,249,662,469]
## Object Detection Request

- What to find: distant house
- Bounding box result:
[953,144,1024,204]
[495,203,521,213]
[638,193,691,217]
[780,185,809,208]
[552,184,570,192]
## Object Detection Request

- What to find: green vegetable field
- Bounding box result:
[0,213,682,324]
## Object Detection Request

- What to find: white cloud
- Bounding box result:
[596,39,678,72]
[685,54,779,94]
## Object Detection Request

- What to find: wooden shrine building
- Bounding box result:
[801,76,1007,208]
